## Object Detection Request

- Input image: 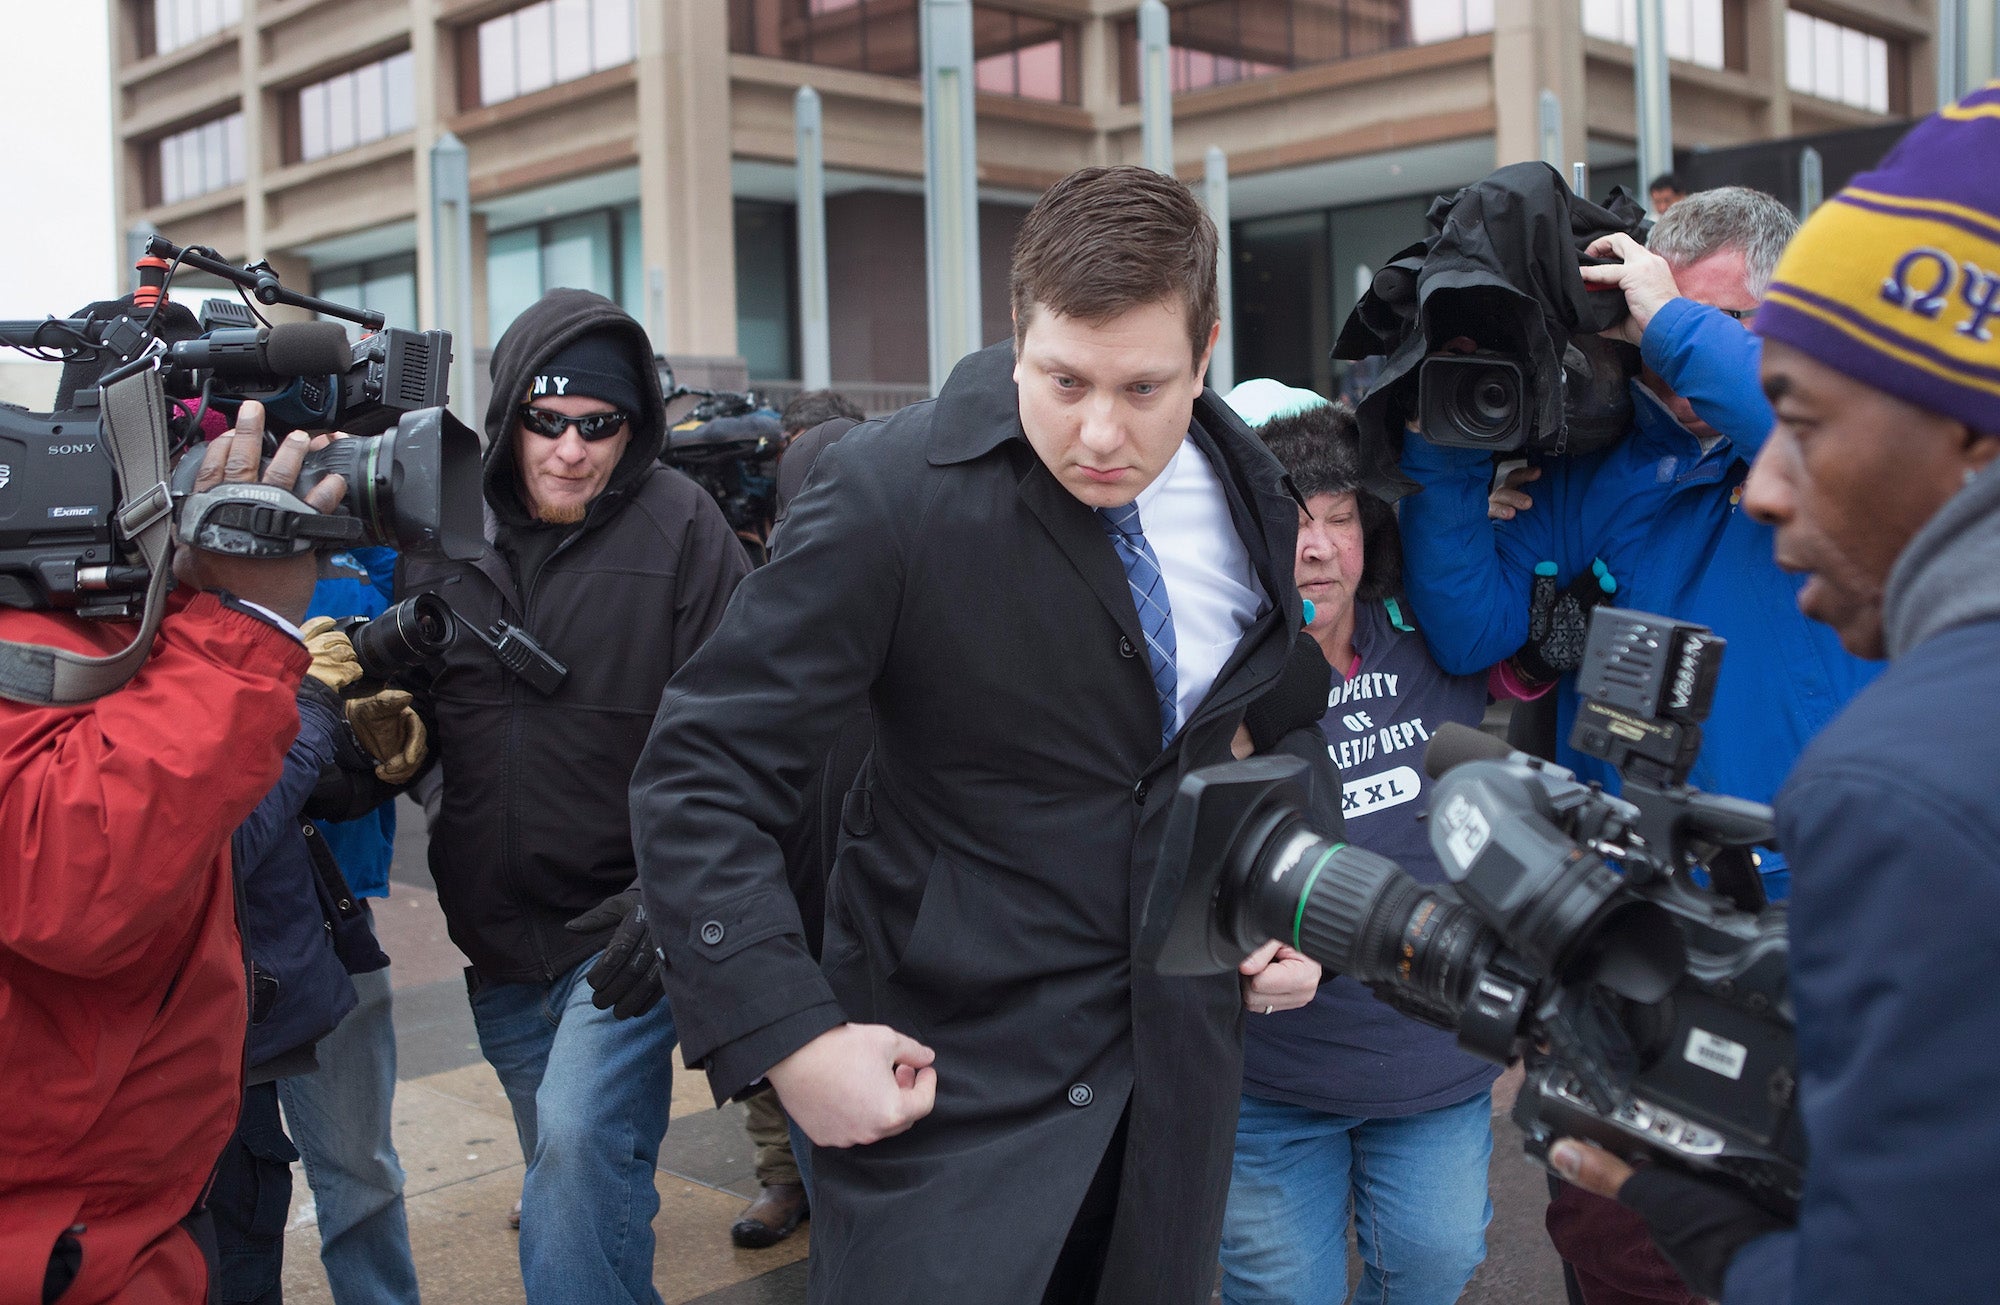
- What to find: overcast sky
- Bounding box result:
[0,2,117,320]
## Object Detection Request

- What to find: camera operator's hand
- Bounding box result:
[1551,1140,1791,1298]
[1239,939,1321,1014]
[345,688,427,784]
[1490,464,1541,521]
[567,887,666,1019]
[1579,232,1682,346]
[767,1023,937,1148]
[171,401,347,626]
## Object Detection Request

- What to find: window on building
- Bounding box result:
[728,0,923,78]
[1409,0,1498,45]
[149,0,243,57]
[472,0,636,108]
[1117,0,1493,102]
[294,52,416,163]
[974,8,1078,103]
[155,111,245,205]
[313,254,419,341]
[736,200,799,382]
[1785,9,1890,113]
[727,2,1081,98]
[486,203,642,343]
[1581,0,1727,71]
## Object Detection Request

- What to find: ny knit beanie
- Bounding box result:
[1753,82,2000,434]
[527,330,646,415]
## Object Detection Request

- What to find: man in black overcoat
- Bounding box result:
[631,167,1342,1303]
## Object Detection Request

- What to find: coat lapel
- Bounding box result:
[1017,454,1147,655]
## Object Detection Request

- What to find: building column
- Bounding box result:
[637,0,739,357]
[411,0,442,330]
[1745,0,1792,138]
[1079,13,1117,166]
[1492,0,1587,171]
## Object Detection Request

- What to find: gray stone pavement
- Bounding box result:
[278,799,1567,1303]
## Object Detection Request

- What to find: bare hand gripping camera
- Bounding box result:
[0,237,480,704]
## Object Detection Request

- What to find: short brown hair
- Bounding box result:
[1010,166,1219,362]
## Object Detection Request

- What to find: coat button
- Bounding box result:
[1132,779,1149,804]
[1118,636,1137,658]
[1067,1083,1093,1108]
[699,921,725,946]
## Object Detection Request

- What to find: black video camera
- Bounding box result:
[0,237,482,616]
[1416,329,1639,456]
[658,366,780,565]
[1333,163,1652,488]
[1144,607,1801,1214]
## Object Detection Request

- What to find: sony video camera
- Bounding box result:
[0,236,481,617]
[1143,607,1801,1213]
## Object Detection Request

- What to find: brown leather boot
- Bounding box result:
[730,1182,809,1248]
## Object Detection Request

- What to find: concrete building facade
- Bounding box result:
[110,0,1945,400]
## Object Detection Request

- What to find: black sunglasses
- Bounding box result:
[1714,306,1754,322]
[518,405,630,441]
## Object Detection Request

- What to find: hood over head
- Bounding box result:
[483,288,668,527]
[1883,456,2000,659]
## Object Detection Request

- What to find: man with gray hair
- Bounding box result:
[1396,183,1879,1304]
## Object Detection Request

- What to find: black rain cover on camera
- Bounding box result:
[1333,163,1650,501]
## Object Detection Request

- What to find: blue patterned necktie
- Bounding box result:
[1097,502,1178,748]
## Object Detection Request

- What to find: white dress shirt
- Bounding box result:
[1128,434,1271,732]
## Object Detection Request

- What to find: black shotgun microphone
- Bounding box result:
[167,321,352,378]
[1423,722,1515,779]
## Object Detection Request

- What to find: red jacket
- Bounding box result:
[0,592,307,1305]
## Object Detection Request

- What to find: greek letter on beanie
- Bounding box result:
[527,330,646,415]
[1752,82,2000,434]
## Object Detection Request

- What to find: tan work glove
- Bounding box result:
[300,615,363,693]
[345,688,428,784]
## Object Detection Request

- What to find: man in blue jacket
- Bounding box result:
[1551,88,2000,1302]
[1398,186,1878,900]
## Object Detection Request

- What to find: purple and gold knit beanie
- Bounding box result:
[1753,83,2000,434]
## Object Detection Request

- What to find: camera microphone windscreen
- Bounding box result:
[264,321,353,377]
[167,320,353,379]
[1423,722,1514,779]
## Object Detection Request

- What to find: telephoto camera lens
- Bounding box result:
[1144,757,1518,1050]
[340,594,456,684]
[1235,816,1505,1029]
[292,407,483,560]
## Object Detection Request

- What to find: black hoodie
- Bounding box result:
[400,289,751,983]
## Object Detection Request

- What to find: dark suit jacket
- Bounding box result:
[631,341,1342,1304]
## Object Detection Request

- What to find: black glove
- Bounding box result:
[1616,1164,1793,1299]
[1510,558,1617,685]
[1241,628,1336,753]
[566,888,666,1020]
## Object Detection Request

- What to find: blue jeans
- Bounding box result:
[277,965,421,1305]
[468,953,675,1305]
[1220,1090,1494,1305]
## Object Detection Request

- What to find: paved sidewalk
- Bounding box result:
[277,800,1565,1303]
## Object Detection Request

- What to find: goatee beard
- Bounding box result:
[535,501,588,525]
